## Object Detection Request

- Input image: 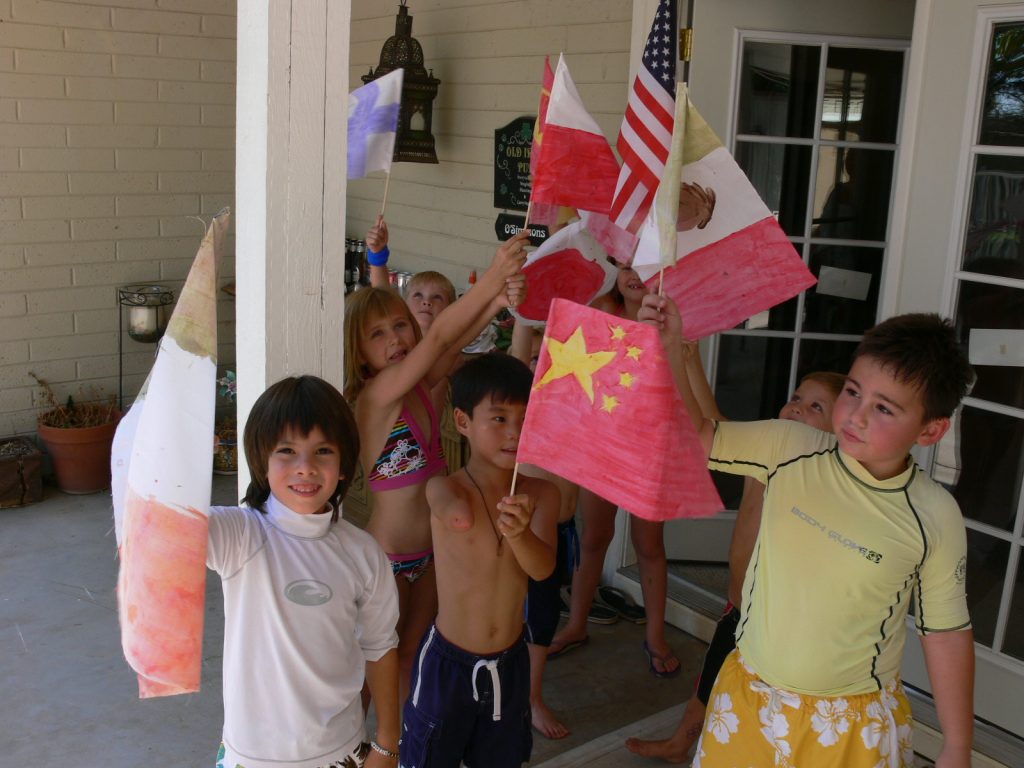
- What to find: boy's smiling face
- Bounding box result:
[832,355,949,480]
[266,426,343,515]
[455,396,526,470]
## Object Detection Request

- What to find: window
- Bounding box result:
[711,35,907,505]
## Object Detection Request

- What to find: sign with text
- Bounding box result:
[494,213,548,246]
[494,115,535,211]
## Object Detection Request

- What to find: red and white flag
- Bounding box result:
[517,299,723,522]
[528,57,573,228]
[633,86,816,339]
[511,220,617,326]
[609,0,677,234]
[530,55,620,215]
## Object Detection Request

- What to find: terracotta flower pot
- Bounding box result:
[37,415,121,494]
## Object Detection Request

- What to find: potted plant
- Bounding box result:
[31,373,121,494]
[213,370,238,474]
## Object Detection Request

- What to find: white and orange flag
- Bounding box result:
[633,84,816,338]
[517,299,722,522]
[111,209,229,697]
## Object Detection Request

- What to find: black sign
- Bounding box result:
[494,116,535,211]
[494,213,548,247]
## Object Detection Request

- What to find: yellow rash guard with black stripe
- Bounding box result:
[710,419,970,696]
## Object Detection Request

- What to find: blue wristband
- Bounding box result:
[367,245,389,266]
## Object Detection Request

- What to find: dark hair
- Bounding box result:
[451,353,533,415]
[241,375,360,522]
[854,313,974,421]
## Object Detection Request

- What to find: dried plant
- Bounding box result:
[30,373,119,429]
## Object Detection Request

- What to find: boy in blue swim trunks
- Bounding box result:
[400,353,559,768]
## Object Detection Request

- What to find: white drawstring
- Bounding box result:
[471,659,502,721]
[411,625,435,709]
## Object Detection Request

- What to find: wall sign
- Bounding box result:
[494,116,535,211]
[494,213,548,246]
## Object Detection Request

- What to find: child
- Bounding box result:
[626,367,845,763]
[641,296,976,768]
[510,320,579,739]
[366,214,457,333]
[550,263,680,678]
[209,375,400,768]
[401,353,559,768]
[345,233,529,704]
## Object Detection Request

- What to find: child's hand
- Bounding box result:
[501,273,527,309]
[496,493,535,539]
[366,215,388,253]
[488,232,530,281]
[638,293,686,345]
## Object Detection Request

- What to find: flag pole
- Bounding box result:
[510,461,520,496]
[379,169,393,218]
[658,267,665,297]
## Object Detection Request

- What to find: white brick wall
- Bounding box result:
[0,0,237,437]
[346,0,631,288]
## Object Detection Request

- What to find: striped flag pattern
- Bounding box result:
[609,0,677,234]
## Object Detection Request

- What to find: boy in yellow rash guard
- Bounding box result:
[639,295,976,768]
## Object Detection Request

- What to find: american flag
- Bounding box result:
[610,0,677,234]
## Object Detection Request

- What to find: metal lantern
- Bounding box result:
[362,1,441,164]
[117,284,174,407]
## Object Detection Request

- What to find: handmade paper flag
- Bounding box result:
[347,68,403,180]
[112,209,229,697]
[511,220,617,326]
[580,210,638,266]
[610,0,677,234]
[517,299,723,521]
[631,89,816,339]
[527,56,569,228]
[530,55,621,215]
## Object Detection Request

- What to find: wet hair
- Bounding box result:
[241,375,359,522]
[799,371,846,400]
[451,352,533,416]
[343,287,422,403]
[407,270,456,305]
[854,313,974,421]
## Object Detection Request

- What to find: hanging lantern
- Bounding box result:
[363,1,440,164]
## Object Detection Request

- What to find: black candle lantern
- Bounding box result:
[363,1,440,164]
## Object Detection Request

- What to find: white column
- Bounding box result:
[235,0,350,496]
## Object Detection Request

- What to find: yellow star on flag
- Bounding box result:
[619,372,636,389]
[610,325,626,341]
[627,346,643,361]
[601,394,619,413]
[535,326,616,403]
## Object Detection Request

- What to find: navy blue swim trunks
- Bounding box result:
[399,625,531,768]
[525,519,579,646]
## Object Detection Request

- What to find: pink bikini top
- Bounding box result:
[367,384,447,492]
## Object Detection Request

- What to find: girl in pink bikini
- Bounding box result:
[344,232,529,702]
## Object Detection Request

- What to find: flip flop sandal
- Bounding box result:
[563,587,619,624]
[547,635,589,660]
[643,640,682,679]
[598,585,648,624]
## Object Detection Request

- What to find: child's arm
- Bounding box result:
[496,481,558,581]
[637,293,714,456]
[361,234,528,409]
[363,648,400,767]
[508,318,535,367]
[426,475,474,531]
[684,341,727,421]
[921,629,975,768]
[366,215,392,290]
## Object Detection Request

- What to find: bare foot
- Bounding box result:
[625,694,705,763]
[624,736,691,763]
[531,699,570,739]
[547,631,588,659]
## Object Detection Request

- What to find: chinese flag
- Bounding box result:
[517,299,723,521]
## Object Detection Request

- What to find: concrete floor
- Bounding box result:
[0,476,704,767]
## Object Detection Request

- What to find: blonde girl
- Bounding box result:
[344,232,529,702]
